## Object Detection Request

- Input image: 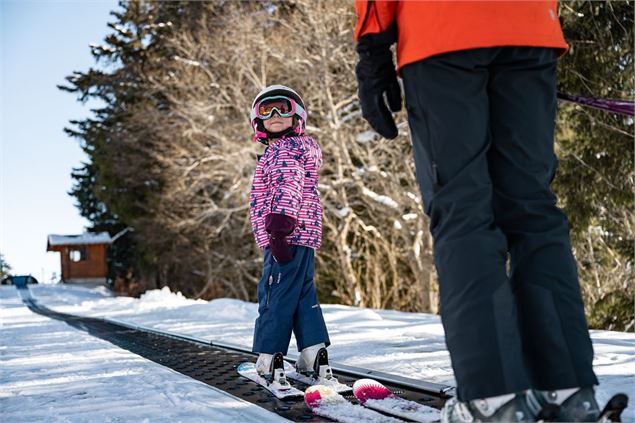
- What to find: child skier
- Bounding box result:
[248,84,331,382]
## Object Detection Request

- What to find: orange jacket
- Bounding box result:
[354,1,569,71]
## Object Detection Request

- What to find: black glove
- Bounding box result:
[355,22,402,139]
[265,213,296,263]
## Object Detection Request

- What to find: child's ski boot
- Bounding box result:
[290,343,351,393]
[295,343,333,381]
[256,352,291,389]
[255,353,273,376]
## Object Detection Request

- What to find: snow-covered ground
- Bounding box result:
[1,284,633,422]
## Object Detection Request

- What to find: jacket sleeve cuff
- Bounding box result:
[357,22,397,54]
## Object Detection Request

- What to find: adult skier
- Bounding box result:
[354,2,602,421]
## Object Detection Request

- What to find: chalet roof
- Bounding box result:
[47,232,112,250]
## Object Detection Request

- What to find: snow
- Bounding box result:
[47,232,112,247]
[1,284,633,422]
[356,130,379,144]
[335,207,350,218]
[362,187,399,209]
[173,55,201,67]
[0,286,286,423]
[406,192,420,202]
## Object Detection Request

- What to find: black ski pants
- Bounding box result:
[401,47,598,401]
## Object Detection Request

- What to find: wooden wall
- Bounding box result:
[59,244,108,281]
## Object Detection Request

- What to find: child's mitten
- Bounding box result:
[265,213,296,263]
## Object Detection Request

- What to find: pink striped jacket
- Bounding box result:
[249,136,323,250]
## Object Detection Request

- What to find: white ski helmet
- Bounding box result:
[250,84,307,144]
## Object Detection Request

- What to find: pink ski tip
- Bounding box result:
[353,378,392,404]
[304,385,325,409]
[305,385,341,409]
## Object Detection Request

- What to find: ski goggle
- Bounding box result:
[253,96,305,120]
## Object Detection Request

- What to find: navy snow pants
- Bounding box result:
[252,245,330,355]
[401,47,598,401]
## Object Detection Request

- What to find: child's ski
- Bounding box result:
[353,378,441,423]
[237,360,303,399]
[304,385,405,423]
[284,360,352,393]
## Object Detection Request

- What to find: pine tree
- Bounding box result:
[68,163,135,288]
[0,253,11,280]
[59,1,170,291]
[60,1,212,294]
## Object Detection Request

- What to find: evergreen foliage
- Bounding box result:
[556,1,633,331]
[0,253,12,280]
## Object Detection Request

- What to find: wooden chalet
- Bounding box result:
[46,232,112,284]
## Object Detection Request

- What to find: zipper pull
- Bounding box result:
[266,275,273,307]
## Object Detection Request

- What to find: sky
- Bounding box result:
[1,1,118,282]
[2,283,633,421]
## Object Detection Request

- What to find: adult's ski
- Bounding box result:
[353,378,441,423]
[305,384,405,423]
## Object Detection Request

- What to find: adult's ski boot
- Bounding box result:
[533,386,629,422]
[597,392,629,422]
[441,391,545,423]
